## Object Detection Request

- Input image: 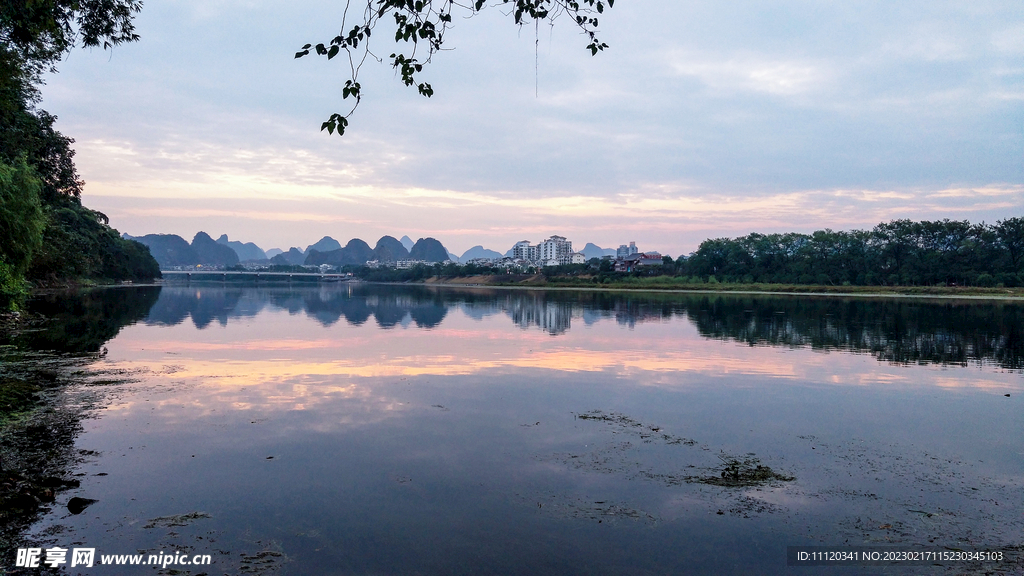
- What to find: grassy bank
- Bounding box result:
[422,274,1024,298]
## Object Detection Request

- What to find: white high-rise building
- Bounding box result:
[539,236,572,265]
[512,240,539,262]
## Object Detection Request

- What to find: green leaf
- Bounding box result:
[328,45,340,59]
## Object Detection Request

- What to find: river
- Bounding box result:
[3,284,1022,574]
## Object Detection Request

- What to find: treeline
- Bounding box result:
[344,218,1024,289]
[683,219,1024,287]
[0,5,159,308]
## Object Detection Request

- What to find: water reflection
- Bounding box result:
[0,286,162,562]
[11,285,1024,575]
[144,286,1024,370]
[11,286,162,353]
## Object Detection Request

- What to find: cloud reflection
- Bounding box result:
[137,285,1024,374]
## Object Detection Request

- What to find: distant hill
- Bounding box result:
[447,251,460,263]
[134,234,199,268]
[373,236,409,263]
[400,235,415,251]
[581,243,616,259]
[192,232,239,267]
[274,247,306,266]
[461,246,503,261]
[305,239,374,266]
[217,234,266,261]
[409,238,450,263]
[306,236,342,254]
[266,248,284,258]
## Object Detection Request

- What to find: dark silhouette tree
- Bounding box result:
[296,0,614,135]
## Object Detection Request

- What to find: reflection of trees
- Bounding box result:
[14,286,162,353]
[687,295,1024,370]
[135,285,1024,371]
[2,286,165,558]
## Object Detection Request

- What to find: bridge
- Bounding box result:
[160,270,354,283]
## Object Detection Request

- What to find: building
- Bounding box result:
[511,241,539,263]
[617,241,639,259]
[510,236,575,266]
[569,252,586,264]
[538,235,573,265]
[614,252,663,273]
[465,258,496,267]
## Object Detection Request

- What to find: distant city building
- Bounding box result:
[570,252,586,264]
[615,252,663,273]
[396,259,429,269]
[539,235,573,265]
[466,258,496,267]
[617,241,639,259]
[512,240,539,262]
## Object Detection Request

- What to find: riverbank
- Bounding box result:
[419,274,1024,299]
[0,343,99,562]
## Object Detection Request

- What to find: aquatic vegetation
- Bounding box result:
[686,454,795,487]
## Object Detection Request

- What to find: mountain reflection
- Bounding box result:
[141,286,1024,370]
[145,285,450,329]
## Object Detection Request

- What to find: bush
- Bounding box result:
[0,260,28,309]
[994,273,1019,287]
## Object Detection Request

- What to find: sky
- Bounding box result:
[40,0,1024,257]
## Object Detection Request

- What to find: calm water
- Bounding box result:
[13,285,1024,574]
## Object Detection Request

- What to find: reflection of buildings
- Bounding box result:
[138,286,1024,370]
[505,297,577,335]
[459,292,669,334]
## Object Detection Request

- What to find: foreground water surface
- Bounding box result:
[8,285,1024,574]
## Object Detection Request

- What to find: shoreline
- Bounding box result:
[412,278,1024,301]
[39,276,1024,302]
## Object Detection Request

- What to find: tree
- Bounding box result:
[296,0,614,135]
[0,157,43,257]
[0,157,44,306]
[1,0,141,71]
[0,0,158,304]
[995,217,1024,272]
[872,219,918,284]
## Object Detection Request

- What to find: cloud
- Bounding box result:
[667,51,833,96]
[89,182,1024,256]
[38,0,1024,253]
